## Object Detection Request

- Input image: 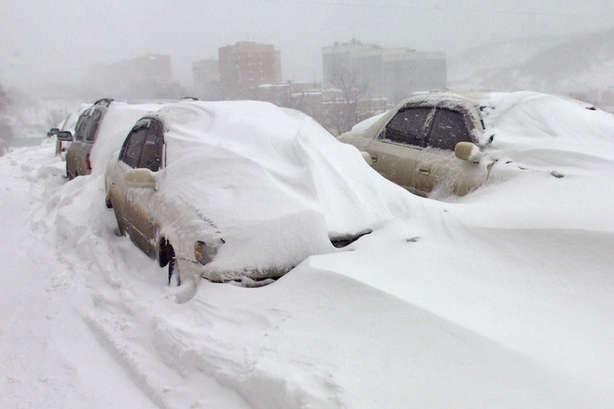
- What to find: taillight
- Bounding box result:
[86,153,92,170]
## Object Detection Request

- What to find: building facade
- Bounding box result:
[192,59,222,100]
[218,41,282,99]
[89,54,183,99]
[322,40,447,104]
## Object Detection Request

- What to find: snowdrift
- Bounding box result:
[482,91,614,162]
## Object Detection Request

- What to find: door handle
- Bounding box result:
[418,168,431,176]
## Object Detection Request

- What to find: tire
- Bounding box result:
[167,244,181,286]
[105,196,113,209]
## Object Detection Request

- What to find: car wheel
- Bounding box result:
[167,244,181,286]
[105,196,112,209]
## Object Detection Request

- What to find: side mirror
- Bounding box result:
[56,131,73,142]
[455,142,481,163]
[125,168,156,190]
[360,151,374,166]
[47,128,59,137]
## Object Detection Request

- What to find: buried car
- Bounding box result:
[105,100,411,285]
[63,99,161,179]
[339,93,495,197]
[52,103,90,157]
[64,98,114,179]
[340,91,612,198]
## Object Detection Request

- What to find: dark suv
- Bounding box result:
[65,98,113,179]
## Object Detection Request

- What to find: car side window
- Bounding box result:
[74,113,90,142]
[380,107,433,147]
[119,128,147,168]
[138,121,164,172]
[428,109,471,150]
[84,110,102,142]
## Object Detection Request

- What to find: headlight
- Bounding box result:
[194,240,217,265]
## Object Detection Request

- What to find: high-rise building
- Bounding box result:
[192,59,222,99]
[322,40,447,104]
[322,39,384,98]
[218,41,282,98]
[89,54,182,98]
[383,49,447,104]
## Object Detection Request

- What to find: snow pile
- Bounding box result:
[482,92,614,158]
[147,101,414,278]
[89,102,160,174]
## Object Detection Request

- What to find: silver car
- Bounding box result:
[340,93,494,197]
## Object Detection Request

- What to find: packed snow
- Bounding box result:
[2,92,614,408]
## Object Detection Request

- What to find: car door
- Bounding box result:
[111,124,149,249]
[414,107,483,195]
[366,106,433,192]
[125,119,165,257]
[66,111,90,178]
[76,109,102,176]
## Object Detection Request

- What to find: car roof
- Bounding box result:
[397,92,484,113]
[345,92,486,141]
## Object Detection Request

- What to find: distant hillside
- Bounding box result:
[449,29,614,105]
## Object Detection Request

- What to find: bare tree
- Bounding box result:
[325,64,369,135]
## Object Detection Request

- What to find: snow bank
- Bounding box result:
[148,101,414,278]
[89,102,160,175]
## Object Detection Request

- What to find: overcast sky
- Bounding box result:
[2,0,613,90]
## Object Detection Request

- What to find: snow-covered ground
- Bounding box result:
[2,93,614,408]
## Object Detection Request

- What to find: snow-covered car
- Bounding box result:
[52,103,90,157]
[104,100,410,286]
[64,98,114,179]
[340,92,614,197]
[61,99,161,178]
[339,93,495,197]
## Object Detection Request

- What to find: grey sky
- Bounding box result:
[2,0,613,89]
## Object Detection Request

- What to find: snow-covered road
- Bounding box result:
[2,138,614,408]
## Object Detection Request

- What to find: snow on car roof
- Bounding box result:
[90,101,161,174]
[150,100,415,278]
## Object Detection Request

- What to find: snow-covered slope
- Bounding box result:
[2,92,614,408]
[450,29,614,98]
